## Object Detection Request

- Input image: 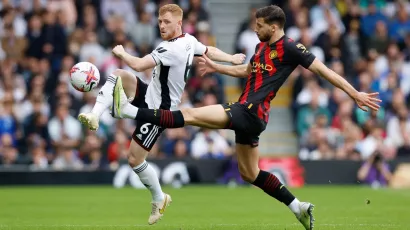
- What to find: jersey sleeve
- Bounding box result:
[193,38,208,56]
[285,40,316,69]
[150,42,176,66]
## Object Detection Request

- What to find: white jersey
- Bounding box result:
[146,33,207,111]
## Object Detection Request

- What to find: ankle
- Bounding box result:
[288,198,301,214]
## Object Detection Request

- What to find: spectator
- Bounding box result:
[234,6,257,54]
[48,104,82,152]
[357,151,392,188]
[185,0,208,22]
[25,14,44,59]
[385,106,410,149]
[191,128,231,159]
[52,147,83,170]
[100,0,136,28]
[367,20,389,55]
[360,1,387,37]
[388,3,410,44]
[0,92,17,142]
[357,123,385,160]
[296,78,329,108]
[0,133,19,165]
[296,91,331,136]
[29,145,49,170]
[128,10,155,51]
[237,18,259,65]
[309,140,335,160]
[1,23,27,62]
[79,31,105,67]
[310,0,345,37]
[174,139,189,158]
[107,130,130,165]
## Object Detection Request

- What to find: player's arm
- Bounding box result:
[308,59,380,111]
[112,45,156,72]
[206,46,245,65]
[286,41,381,111]
[198,55,249,78]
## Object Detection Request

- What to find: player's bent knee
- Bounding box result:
[112,69,129,77]
[127,153,146,168]
[128,141,149,168]
[181,108,197,125]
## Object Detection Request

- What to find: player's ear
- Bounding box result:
[271,23,277,33]
[177,19,182,27]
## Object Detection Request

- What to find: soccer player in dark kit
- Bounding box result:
[111,5,381,229]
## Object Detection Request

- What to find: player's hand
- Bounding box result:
[198,55,216,77]
[231,53,246,65]
[354,92,382,112]
[112,45,126,58]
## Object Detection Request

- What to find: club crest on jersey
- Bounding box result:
[269,50,278,59]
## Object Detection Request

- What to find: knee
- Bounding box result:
[181,108,197,125]
[127,151,145,168]
[112,69,129,78]
[113,69,135,84]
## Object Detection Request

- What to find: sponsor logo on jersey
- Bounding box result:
[251,62,273,73]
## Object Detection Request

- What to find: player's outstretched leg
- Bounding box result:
[78,69,137,130]
[129,140,172,225]
[112,77,228,129]
[236,144,315,230]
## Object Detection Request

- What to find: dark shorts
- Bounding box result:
[130,77,165,151]
[222,102,267,147]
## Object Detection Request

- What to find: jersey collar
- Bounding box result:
[168,33,186,42]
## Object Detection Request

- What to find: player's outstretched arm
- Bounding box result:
[198,55,249,78]
[308,59,382,111]
[112,45,156,72]
[206,46,245,65]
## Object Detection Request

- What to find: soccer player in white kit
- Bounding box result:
[78,4,245,225]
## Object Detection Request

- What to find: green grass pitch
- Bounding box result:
[0,185,409,229]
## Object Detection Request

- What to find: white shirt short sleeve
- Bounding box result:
[151,42,175,66]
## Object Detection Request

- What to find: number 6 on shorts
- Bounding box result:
[133,121,165,151]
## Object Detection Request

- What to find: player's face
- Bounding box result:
[158,12,182,40]
[254,18,273,42]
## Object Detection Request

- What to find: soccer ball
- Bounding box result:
[69,62,100,92]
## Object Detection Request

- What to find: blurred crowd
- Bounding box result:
[0,0,234,170]
[2,0,410,172]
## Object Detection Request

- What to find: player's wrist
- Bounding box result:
[229,55,235,64]
[351,90,360,100]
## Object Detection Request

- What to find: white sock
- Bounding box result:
[123,103,139,119]
[133,161,164,202]
[288,198,301,215]
[91,74,117,117]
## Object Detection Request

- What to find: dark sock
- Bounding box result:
[136,108,185,128]
[252,170,295,205]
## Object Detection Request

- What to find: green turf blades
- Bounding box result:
[0,185,409,230]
